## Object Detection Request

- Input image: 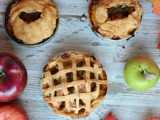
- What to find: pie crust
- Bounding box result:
[89,0,142,40]
[41,52,108,118]
[5,0,59,45]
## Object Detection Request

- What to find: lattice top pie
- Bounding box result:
[89,0,142,40]
[41,52,108,118]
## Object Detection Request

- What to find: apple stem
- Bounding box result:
[0,69,5,82]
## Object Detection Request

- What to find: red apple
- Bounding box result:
[0,104,28,120]
[149,117,158,120]
[0,52,27,102]
[104,112,117,120]
[157,41,160,49]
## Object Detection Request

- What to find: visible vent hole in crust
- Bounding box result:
[90,72,95,79]
[74,99,76,106]
[63,61,72,69]
[91,82,97,92]
[76,59,85,67]
[78,84,86,93]
[43,83,49,89]
[66,72,73,82]
[107,4,135,20]
[54,91,57,96]
[68,87,75,94]
[50,67,59,75]
[59,101,65,110]
[78,108,85,114]
[90,61,94,67]
[79,99,85,106]
[77,71,85,80]
[53,77,61,85]
[19,12,41,23]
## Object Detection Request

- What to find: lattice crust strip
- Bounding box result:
[41,52,108,118]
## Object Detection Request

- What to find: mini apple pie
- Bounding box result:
[89,0,142,40]
[41,52,108,118]
[5,0,59,45]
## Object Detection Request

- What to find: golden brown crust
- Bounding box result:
[6,0,58,45]
[41,52,108,118]
[89,0,142,40]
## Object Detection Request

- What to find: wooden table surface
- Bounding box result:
[0,0,160,120]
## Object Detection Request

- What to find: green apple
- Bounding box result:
[124,56,160,90]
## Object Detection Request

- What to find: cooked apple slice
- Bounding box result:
[95,7,108,24]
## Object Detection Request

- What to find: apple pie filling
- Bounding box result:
[107,4,135,20]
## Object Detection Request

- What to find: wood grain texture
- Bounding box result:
[0,0,160,120]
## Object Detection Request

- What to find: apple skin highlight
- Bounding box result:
[124,56,160,90]
[0,52,27,102]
